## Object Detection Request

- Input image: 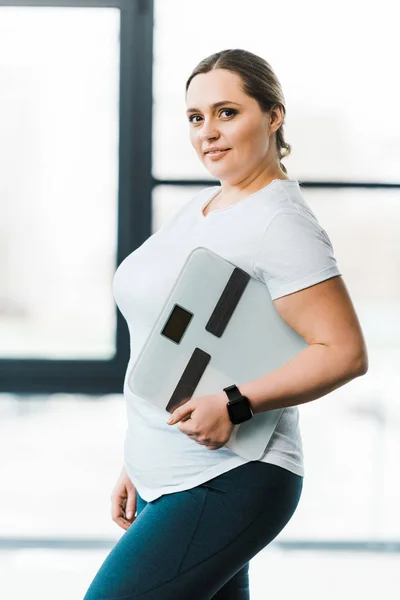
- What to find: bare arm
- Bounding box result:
[238,275,369,413]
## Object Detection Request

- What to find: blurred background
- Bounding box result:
[0,0,399,598]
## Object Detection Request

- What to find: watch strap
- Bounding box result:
[223,384,243,403]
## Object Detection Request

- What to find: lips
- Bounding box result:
[204,148,231,154]
[204,148,230,154]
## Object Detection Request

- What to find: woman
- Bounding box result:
[83,49,368,600]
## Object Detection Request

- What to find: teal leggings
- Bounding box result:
[83,462,303,599]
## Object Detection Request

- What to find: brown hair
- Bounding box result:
[185,49,291,174]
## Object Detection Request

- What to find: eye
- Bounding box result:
[188,108,238,124]
[220,108,237,118]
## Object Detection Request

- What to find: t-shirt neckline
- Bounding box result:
[200,178,298,218]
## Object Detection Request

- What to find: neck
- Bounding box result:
[217,167,289,204]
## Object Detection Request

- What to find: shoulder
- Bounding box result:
[248,179,315,227]
[256,204,337,269]
[255,179,330,245]
[263,179,315,214]
[252,194,341,300]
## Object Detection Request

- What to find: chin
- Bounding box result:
[205,170,224,180]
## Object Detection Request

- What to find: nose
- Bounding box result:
[199,121,220,142]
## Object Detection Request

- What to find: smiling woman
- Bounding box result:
[83,48,368,600]
[185,49,292,213]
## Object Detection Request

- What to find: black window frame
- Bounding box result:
[0,0,154,394]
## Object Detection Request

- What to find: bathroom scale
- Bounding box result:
[127,246,308,461]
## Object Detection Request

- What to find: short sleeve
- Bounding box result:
[252,209,341,300]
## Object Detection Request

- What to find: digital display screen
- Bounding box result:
[161,304,193,343]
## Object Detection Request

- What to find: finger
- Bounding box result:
[177,420,195,435]
[111,494,127,522]
[125,491,137,521]
[111,499,136,530]
[115,515,136,530]
[167,403,193,424]
[206,443,223,450]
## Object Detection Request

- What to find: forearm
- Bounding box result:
[236,344,367,414]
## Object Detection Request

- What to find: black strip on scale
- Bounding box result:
[205,267,250,338]
[166,347,211,413]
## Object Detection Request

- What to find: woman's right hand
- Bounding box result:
[111,465,137,530]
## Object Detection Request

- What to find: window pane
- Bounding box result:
[290,186,400,540]
[153,0,400,182]
[0,6,120,359]
[153,184,400,540]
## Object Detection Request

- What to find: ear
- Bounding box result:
[269,104,285,133]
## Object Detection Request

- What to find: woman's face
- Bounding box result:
[186,69,281,184]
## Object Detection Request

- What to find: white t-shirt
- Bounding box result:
[112,179,341,502]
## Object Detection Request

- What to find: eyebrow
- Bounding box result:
[186,101,242,115]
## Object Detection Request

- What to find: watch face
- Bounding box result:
[230,399,253,423]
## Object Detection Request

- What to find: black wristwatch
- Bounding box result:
[223,384,254,425]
